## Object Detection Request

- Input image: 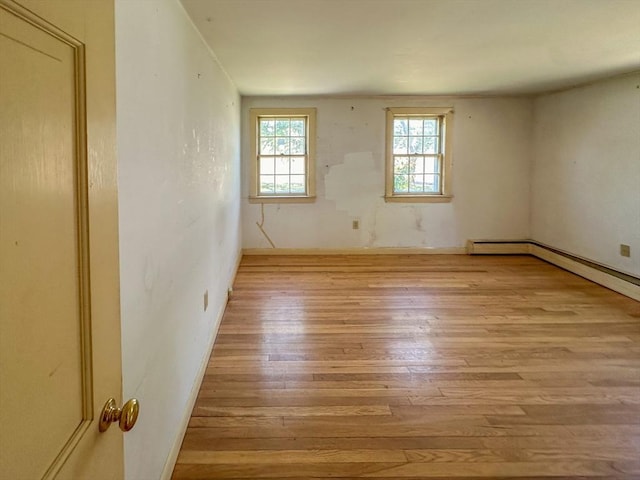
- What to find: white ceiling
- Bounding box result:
[181,0,640,96]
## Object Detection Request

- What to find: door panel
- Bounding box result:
[0,8,87,478]
[0,1,123,478]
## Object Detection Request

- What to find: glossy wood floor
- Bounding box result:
[173,255,640,479]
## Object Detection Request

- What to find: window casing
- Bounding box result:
[385,107,453,202]
[249,108,316,203]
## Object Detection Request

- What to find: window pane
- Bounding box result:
[275,175,290,193]
[409,118,423,136]
[394,118,407,136]
[424,156,439,174]
[425,174,440,193]
[275,138,289,155]
[259,175,275,194]
[290,137,305,155]
[290,157,305,174]
[409,174,425,193]
[393,174,409,193]
[423,118,438,135]
[275,157,290,174]
[412,157,425,174]
[275,119,290,136]
[407,157,420,174]
[424,136,438,154]
[394,157,409,174]
[260,119,275,136]
[290,175,305,193]
[260,138,275,155]
[260,157,275,175]
[409,137,423,154]
[290,119,305,137]
[393,136,407,154]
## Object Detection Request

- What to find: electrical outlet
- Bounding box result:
[620,244,631,257]
[352,220,359,230]
[204,290,209,311]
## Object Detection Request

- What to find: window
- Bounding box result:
[249,108,316,203]
[385,107,453,202]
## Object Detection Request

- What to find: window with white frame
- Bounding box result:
[385,107,453,202]
[249,108,316,203]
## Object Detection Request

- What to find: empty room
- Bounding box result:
[1,0,639,479]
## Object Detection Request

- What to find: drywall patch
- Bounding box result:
[325,152,382,217]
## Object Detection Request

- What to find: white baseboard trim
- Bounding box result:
[242,247,466,255]
[529,244,640,302]
[465,240,531,255]
[159,249,243,480]
[467,239,640,302]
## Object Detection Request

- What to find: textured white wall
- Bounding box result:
[241,96,532,249]
[115,1,241,478]
[531,74,640,276]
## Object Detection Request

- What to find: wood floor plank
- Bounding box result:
[359,460,621,477]
[172,254,640,479]
[404,447,640,463]
[178,434,488,452]
[177,449,408,464]
[192,405,393,417]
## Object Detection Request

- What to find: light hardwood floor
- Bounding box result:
[172,254,640,479]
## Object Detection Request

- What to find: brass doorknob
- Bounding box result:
[98,398,140,433]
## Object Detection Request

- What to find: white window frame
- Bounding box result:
[249,108,316,204]
[385,107,453,203]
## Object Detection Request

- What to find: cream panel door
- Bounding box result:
[0,1,124,479]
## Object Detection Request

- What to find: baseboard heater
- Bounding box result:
[467,239,640,301]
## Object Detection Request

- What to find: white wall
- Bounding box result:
[531,73,640,276]
[115,1,241,479]
[242,96,532,249]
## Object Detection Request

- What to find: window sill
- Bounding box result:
[249,195,317,204]
[384,195,453,203]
